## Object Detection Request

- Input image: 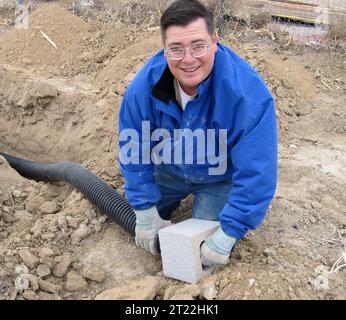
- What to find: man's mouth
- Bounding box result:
[180,66,201,73]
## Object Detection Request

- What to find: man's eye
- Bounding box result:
[171,48,183,53]
[193,44,206,50]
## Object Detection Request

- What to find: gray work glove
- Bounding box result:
[200,227,237,267]
[134,206,171,255]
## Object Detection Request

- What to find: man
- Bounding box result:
[118,0,277,267]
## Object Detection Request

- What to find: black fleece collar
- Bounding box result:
[151,66,180,107]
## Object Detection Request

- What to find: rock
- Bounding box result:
[312,265,330,290]
[295,104,312,117]
[200,282,218,300]
[263,248,276,257]
[169,284,200,300]
[38,184,58,200]
[39,201,60,214]
[312,274,330,290]
[309,216,317,224]
[255,288,262,297]
[24,234,32,241]
[24,274,39,291]
[87,24,98,33]
[292,223,299,230]
[52,254,72,277]
[275,86,286,98]
[72,262,83,271]
[303,203,313,210]
[163,286,179,300]
[12,186,28,198]
[83,267,105,283]
[18,250,39,268]
[22,58,33,66]
[65,271,88,292]
[296,288,311,300]
[338,215,346,228]
[267,257,276,266]
[218,278,229,291]
[26,193,45,213]
[30,224,43,239]
[38,291,61,300]
[40,257,55,269]
[30,82,58,99]
[39,247,54,258]
[38,279,61,294]
[96,48,111,63]
[71,224,89,244]
[249,279,256,287]
[15,210,33,231]
[15,275,30,292]
[57,215,68,232]
[237,248,251,260]
[23,290,39,300]
[95,31,105,39]
[41,232,55,240]
[15,264,29,274]
[311,202,322,210]
[36,264,51,278]
[95,276,159,300]
[66,217,81,229]
[1,211,18,223]
[79,51,93,62]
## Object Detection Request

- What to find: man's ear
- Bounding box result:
[212,32,218,52]
[212,32,218,44]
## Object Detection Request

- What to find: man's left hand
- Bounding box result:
[200,227,237,267]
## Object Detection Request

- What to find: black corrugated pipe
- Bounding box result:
[0,152,137,236]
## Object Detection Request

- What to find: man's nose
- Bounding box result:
[181,49,196,64]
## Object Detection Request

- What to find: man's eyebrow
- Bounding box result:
[167,41,182,47]
[167,39,207,47]
[190,39,207,44]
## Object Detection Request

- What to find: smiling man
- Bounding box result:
[118,0,278,268]
[163,17,217,96]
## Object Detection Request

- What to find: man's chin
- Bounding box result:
[179,78,200,90]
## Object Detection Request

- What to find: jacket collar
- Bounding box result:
[151,63,212,105]
[151,65,180,106]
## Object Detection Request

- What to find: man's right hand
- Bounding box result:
[134,206,171,255]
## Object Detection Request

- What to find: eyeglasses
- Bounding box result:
[164,43,213,61]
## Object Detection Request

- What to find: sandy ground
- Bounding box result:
[0,3,345,300]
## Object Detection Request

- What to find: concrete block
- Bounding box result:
[158,218,220,284]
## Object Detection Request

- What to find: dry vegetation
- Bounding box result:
[328,17,346,40]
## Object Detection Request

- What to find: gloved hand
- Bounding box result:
[200,227,237,267]
[134,206,171,255]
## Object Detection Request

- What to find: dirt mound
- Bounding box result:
[0,3,128,76]
[223,37,318,141]
[97,35,162,94]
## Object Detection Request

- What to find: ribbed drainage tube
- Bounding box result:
[0,152,137,236]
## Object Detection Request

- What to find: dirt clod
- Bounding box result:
[65,271,88,292]
[95,276,159,300]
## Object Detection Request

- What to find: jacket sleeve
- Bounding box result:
[219,76,278,240]
[118,87,161,210]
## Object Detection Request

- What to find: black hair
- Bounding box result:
[160,0,215,40]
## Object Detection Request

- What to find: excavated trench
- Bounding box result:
[0,65,115,164]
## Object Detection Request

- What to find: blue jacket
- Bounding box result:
[118,43,277,240]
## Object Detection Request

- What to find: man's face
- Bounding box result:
[163,17,217,96]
